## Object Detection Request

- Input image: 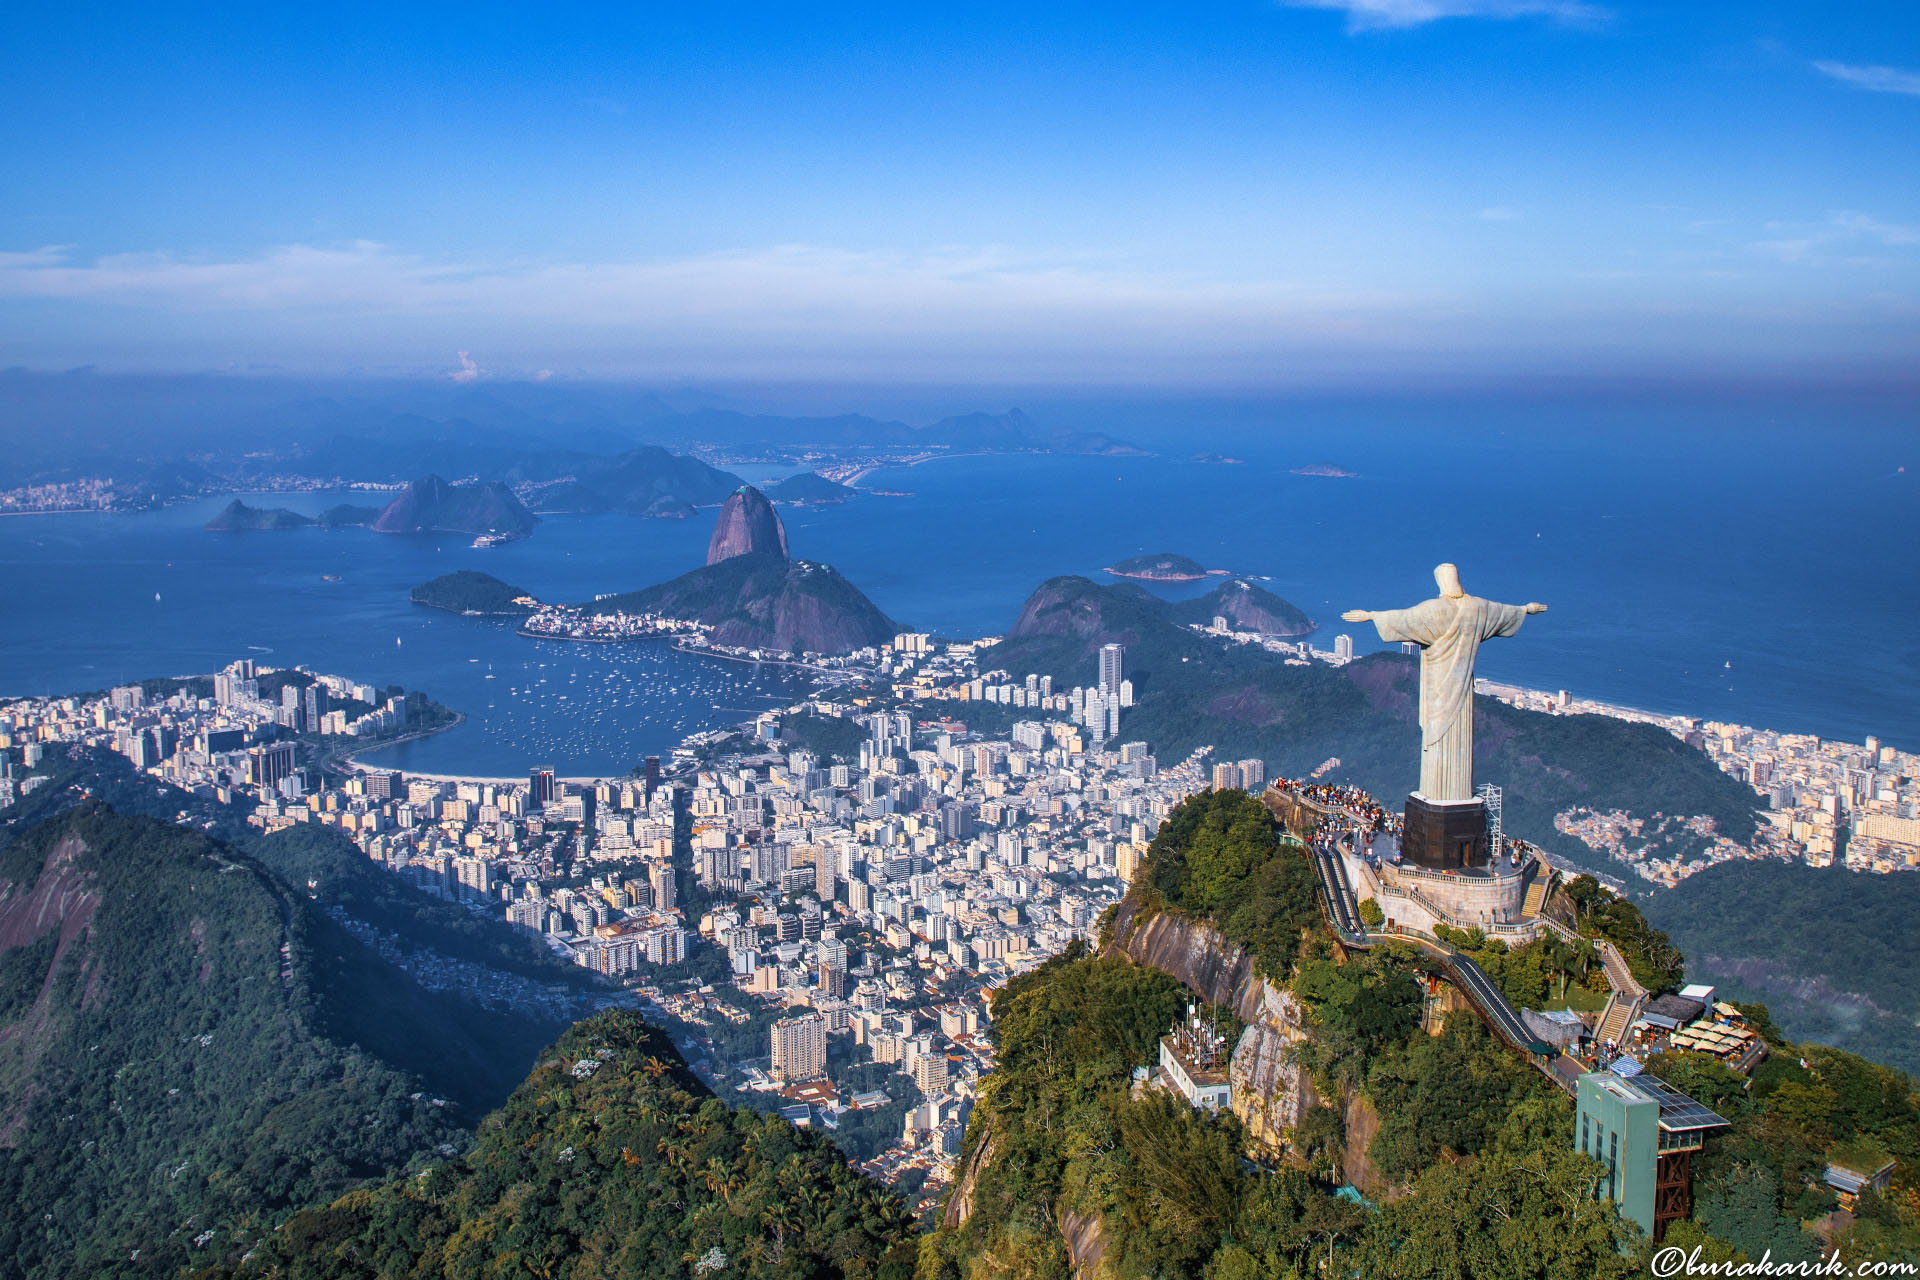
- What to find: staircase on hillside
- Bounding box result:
[1520,876,1550,918]
[1594,991,1642,1049]
[1595,938,1647,999]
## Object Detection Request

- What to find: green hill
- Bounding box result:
[0,760,584,1276]
[371,476,538,537]
[589,552,898,655]
[0,804,463,1276]
[1165,577,1316,637]
[409,570,540,615]
[1645,860,1920,1077]
[917,790,1920,1276]
[515,445,743,514]
[206,1010,918,1280]
[983,576,1760,867]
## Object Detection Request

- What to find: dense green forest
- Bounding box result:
[0,804,468,1277]
[1645,859,1920,1077]
[1089,790,1920,1270]
[976,575,1761,870]
[1561,874,1687,992]
[209,1011,919,1280]
[1647,1008,1920,1266]
[1137,788,1323,982]
[0,757,599,1276]
[918,944,1644,1280]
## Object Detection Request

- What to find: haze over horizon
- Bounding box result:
[4,1,1918,386]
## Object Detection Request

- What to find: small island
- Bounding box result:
[1291,462,1358,478]
[409,570,541,616]
[1104,552,1219,583]
[765,471,857,505]
[641,495,696,519]
[1188,452,1245,465]
[205,499,380,531]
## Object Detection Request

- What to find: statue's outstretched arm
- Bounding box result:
[1525,602,1547,615]
[1342,609,1372,623]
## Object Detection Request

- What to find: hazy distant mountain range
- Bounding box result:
[0,372,1141,498]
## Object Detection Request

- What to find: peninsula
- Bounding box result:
[586,486,898,654]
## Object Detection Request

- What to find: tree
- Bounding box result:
[1345,1097,1640,1280]
[1693,1162,1820,1266]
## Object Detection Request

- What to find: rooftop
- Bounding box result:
[1589,1073,1730,1133]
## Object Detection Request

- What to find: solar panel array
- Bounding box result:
[1622,1074,1730,1131]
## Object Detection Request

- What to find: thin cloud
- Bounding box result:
[1831,211,1920,246]
[1281,0,1606,33]
[0,241,1416,327]
[1,237,1913,383]
[1477,206,1522,221]
[1814,61,1920,96]
[1747,211,1920,266]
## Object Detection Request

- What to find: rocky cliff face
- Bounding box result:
[1104,893,1319,1156]
[706,485,789,564]
[942,1128,998,1230]
[1059,1209,1109,1280]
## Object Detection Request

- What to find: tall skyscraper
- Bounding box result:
[649,862,676,911]
[303,683,329,731]
[1334,634,1354,661]
[1099,643,1125,694]
[529,767,556,807]
[770,1013,827,1081]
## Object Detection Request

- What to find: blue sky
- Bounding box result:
[2,1,1916,384]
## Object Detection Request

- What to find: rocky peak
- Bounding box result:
[705,485,790,565]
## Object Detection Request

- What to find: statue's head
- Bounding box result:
[1434,563,1465,599]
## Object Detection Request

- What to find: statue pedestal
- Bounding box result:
[1400,794,1488,869]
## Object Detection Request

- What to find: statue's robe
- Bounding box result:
[1367,594,1529,803]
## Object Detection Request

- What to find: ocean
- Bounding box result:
[1,412,1913,773]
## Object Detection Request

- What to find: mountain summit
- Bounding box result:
[706,485,790,565]
[591,484,893,654]
[372,474,538,537]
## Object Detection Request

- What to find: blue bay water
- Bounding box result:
[0,416,1914,773]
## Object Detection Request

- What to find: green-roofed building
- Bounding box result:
[1575,1071,1729,1242]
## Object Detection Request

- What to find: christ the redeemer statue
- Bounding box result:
[1343,564,1546,805]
